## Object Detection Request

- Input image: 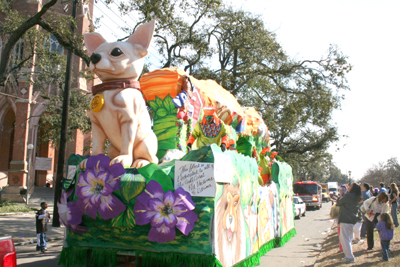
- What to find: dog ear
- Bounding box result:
[126,20,155,57]
[84,32,107,55]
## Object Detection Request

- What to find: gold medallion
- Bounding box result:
[90,94,104,112]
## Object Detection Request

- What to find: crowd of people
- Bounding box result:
[332,182,399,263]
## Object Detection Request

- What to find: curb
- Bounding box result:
[0,211,37,216]
[14,236,64,246]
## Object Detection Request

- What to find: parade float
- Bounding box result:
[58,21,296,267]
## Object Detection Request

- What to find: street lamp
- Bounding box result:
[26,144,34,204]
[348,170,352,185]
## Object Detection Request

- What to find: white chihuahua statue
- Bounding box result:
[81,21,158,169]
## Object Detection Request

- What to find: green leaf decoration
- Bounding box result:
[150,174,174,193]
[163,95,175,113]
[148,100,158,111]
[120,173,146,203]
[156,107,168,117]
[155,96,163,110]
[111,205,136,229]
[137,163,159,181]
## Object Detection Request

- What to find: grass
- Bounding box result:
[315,213,400,267]
[0,199,37,213]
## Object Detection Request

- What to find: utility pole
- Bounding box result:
[26,144,34,204]
[52,0,77,227]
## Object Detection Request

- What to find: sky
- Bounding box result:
[232,0,400,180]
[93,0,400,180]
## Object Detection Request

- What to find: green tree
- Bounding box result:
[359,157,400,187]
[0,0,92,146]
[192,8,351,177]
[289,151,332,182]
[0,0,89,87]
[114,0,220,70]
[40,90,91,146]
[327,164,352,185]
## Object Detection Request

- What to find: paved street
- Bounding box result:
[0,212,64,243]
[6,201,332,266]
[16,239,63,267]
[260,203,332,267]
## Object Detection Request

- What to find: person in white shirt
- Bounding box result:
[363,192,390,251]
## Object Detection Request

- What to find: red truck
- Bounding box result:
[293,181,322,210]
[0,235,17,267]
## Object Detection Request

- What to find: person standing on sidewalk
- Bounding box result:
[336,183,362,263]
[360,183,372,239]
[363,192,390,251]
[389,183,399,227]
[379,182,388,194]
[375,213,394,262]
[36,202,51,253]
[337,185,348,252]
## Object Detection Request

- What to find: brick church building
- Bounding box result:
[0,0,94,201]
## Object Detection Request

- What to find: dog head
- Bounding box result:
[84,21,155,82]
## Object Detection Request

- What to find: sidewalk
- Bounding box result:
[0,186,65,246]
[315,223,400,266]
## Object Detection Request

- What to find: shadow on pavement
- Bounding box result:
[18,257,60,267]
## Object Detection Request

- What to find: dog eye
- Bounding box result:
[110,48,124,57]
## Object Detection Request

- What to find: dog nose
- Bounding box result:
[229,216,233,224]
[90,53,101,64]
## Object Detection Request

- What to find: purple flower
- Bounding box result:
[58,189,87,234]
[134,180,198,243]
[76,154,126,220]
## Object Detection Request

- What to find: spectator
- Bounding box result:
[389,183,399,227]
[373,188,379,197]
[36,202,51,253]
[375,213,394,262]
[379,182,388,194]
[339,184,347,197]
[363,192,390,251]
[369,184,374,196]
[360,183,372,239]
[335,185,349,251]
[336,183,362,263]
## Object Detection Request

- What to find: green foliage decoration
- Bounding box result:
[148,95,178,158]
[111,205,136,229]
[120,173,146,204]
[110,172,146,229]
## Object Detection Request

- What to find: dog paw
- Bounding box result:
[79,159,87,170]
[132,159,150,168]
[111,155,133,168]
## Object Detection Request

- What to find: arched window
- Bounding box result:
[12,39,24,66]
[48,35,64,54]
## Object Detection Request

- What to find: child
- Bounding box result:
[36,202,51,253]
[375,213,394,261]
